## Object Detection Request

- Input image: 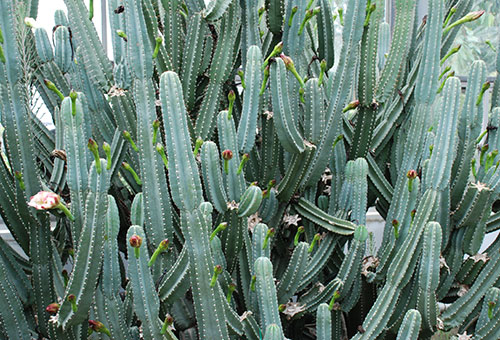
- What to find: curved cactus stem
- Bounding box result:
[316,303,332,340]
[276,242,309,304]
[396,309,421,340]
[201,141,229,213]
[294,198,356,235]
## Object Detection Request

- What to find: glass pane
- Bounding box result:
[450,0,500,77]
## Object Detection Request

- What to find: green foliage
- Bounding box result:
[0,0,499,338]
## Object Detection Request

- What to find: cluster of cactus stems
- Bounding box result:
[0,0,499,339]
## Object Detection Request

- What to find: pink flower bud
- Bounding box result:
[28,191,61,210]
[45,303,60,314]
[222,149,233,161]
[129,235,142,248]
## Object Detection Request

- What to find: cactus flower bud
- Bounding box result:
[148,239,170,267]
[122,162,142,186]
[471,158,477,179]
[328,290,341,311]
[122,130,139,152]
[440,45,461,66]
[318,59,327,87]
[44,79,65,100]
[444,10,484,34]
[46,303,60,314]
[438,66,451,81]
[88,320,111,337]
[222,149,233,174]
[237,153,250,174]
[280,53,305,88]
[161,314,174,334]
[28,191,74,221]
[62,269,69,287]
[194,138,204,157]
[238,70,246,89]
[485,150,499,172]
[308,233,321,253]
[342,100,360,113]
[156,143,169,169]
[406,170,417,192]
[88,138,102,174]
[338,8,344,25]
[263,42,284,69]
[288,6,298,26]
[210,222,228,241]
[480,144,490,166]
[488,301,496,319]
[260,65,271,95]
[14,171,25,190]
[116,29,128,41]
[210,265,223,287]
[226,283,237,303]
[392,219,400,239]
[278,304,286,313]
[102,142,112,170]
[250,275,256,291]
[129,234,142,259]
[152,119,160,145]
[294,226,305,246]
[332,134,344,150]
[299,7,321,35]
[69,90,78,116]
[24,17,36,28]
[262,228,276,250]
[67,294,78,312]
[152,35,163,59]
[443,6,457,28]
[227,90,236,120]
[364,3,376,26]
[476,82,491,106]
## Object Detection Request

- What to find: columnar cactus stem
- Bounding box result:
[148,239,169,267]
[122,162,142,185]
[210,222,228,241]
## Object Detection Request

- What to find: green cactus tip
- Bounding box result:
[148,239,169,267]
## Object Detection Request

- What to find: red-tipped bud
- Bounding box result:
[222,149,233,161]
[88,320,111,336]
[279,304,286,312]
[46,303,60,314]
[129,234,142,248]
[280,53,294,69]
[228,90,236,102]
[392,219,399,227]
[406,170,417,179]
[67,294,76,302]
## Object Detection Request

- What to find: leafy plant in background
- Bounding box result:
[0,0,500,339]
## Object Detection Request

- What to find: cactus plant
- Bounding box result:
[0,0,498,338]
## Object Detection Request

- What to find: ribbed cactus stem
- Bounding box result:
[210,265,223,287]
[288,6,298,27]
[392,219,400,239]
[363,3,376,27]
[337,8,344,25]
[222,149,233,174]
[116,30,127,41]
[194,138,204,157]
[152,35,163,59]
[443,10,484,34]
[280,54,305,88]
[260,65,270,95]
[122,162,142,185]
[443,6,457,28]
[480,144,489,166]
[308,233,321,253]
[152,119,160,145]
[437,71,455,93]
[342,100,360,113]
[438,66,451,80]
[250,275,256,291]
[45,79,64,100]
[87,139,102,174]
[226,283,236,303]
[102,142,111,170]
[122,130,139,152]
[67,294,77,313]
[332,134,344,150]
[129,234,142,259]
[88,320,111,337]
[69,90,78,115]
[227,90,235,120]
[407,170,417,192]
[328,290,341,311]
[440,45,461,66]
[488,301,496,319]
[263,42,283,68]
[210,222,228,241]
[156,143,168,169]
[14,171,25,190]
[294,226,305,246]
[88,0,94,20]
[318,59,327,87]
[262,228,276,249]
[485,150,498,172]
[148,239,169,267]
[298,7,321,35]
[237,154,250,174]
[476,82,491,106]
[160,314,174,334]
[238,70,246,89]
